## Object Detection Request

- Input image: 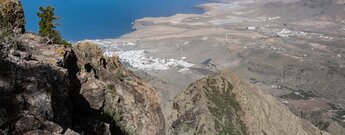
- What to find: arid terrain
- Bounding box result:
[1,0,345,134]
[92,0,345,134]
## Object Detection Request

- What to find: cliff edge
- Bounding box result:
[0,0,338,135]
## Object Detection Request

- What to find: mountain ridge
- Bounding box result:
[1,0,343,134]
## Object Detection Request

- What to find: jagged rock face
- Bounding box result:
[0,45,73,134]
[0,6,70,133]
[0,0,25,34]
[0,40,166,134]
[0,0,25,59]
[69,42,165,135]
[164,72,331,135]
[0,1,165,133]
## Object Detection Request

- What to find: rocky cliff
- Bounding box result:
[0,39,165,134]
[64,42,165,135]
[0,1,165,134]
[0,0,339,135]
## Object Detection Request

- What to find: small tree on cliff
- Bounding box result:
[37,6,63,44]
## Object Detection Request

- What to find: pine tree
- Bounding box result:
[37,6,63,44]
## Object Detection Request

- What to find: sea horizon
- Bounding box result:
[21,0,205,41]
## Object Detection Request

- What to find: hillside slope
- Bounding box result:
[0,0,343,134]
[164,72,331,135]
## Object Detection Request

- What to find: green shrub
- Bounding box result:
[37,6,64,44]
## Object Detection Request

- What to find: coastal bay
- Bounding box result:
[21,0,205,41]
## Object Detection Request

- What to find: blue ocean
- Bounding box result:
[21,0,205,41]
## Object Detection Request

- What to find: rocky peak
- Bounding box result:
[164,72,331,135]
[170,73,246,135]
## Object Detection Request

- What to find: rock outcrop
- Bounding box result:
[0,37,73,134]
[0,34,166,134]
[0,39,165,134]
[0,0,341,135]
[0,1,165,133]
[0,1,70,134]
[64,42,165,135]
[164,72,331,135]
[0,0,25,34]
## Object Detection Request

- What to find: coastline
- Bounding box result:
[21,0,206,41]
[86,0,345,109]
[85,1,248,106]
[3,0,345,134]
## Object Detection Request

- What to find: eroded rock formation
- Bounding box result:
[0,40,166,134]
[0,1,165,134]
[64,42,165,135]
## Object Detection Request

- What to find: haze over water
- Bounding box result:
[21,0,204,41]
